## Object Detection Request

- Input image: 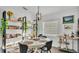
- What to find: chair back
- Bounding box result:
[46,41,52,50]
[42,36,47,38]
[19,43,28,53]
[38,34,43,37]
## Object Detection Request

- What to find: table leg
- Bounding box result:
[34,48,38,53]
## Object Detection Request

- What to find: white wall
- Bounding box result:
[38,7,79,52]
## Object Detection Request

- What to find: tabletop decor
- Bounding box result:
[63,15,74,24]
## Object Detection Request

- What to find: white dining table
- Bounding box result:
[20,39,48,53]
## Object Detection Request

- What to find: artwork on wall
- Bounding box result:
[63,15,74,24]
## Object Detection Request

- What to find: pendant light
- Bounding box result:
[35,6,41,38]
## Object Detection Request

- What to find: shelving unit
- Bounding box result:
[6,18,22,53]
[59,35,77,53]
[6,19,22,45]
[5,11,23,52]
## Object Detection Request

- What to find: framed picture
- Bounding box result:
[63,15,74,24]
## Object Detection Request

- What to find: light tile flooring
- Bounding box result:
[6,45,64,53]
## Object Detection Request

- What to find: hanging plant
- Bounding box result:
[23,21,28,32]
[1,18,8,31]
[23,20,32,32]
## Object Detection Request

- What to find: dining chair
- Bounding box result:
[38,34,43,37]
[40,41,53,53]
[18,43,28,53]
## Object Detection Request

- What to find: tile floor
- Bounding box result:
[6,45,65,53]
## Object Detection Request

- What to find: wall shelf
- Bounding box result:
[6,18,22,46]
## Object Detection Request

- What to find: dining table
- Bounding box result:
[19,39,48,53]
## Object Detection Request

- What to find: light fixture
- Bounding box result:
[35,6,42,38]
[36,6,41,20]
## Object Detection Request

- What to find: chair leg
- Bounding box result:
[49,50,51,53]
[47,51,48,53]
[41,50,42,53]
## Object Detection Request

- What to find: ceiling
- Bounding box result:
[25,6,78,16]
[0,6,78,18]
